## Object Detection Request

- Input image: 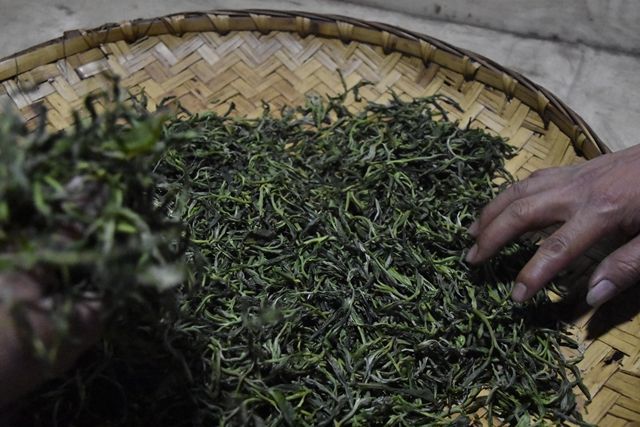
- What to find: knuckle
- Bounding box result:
[590,189,622,216]
[507,199,531,222]
[610,256,640,279]
[509,180,529,198]
[539,234,570,257]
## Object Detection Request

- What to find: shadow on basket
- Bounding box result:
[528,276,640,341]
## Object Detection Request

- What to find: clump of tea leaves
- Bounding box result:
[3,87,589,426]
[0,89,188,351]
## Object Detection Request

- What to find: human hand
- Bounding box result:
[465,144,640,307]
[0,273,101,408]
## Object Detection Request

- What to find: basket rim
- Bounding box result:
[0,8,608,158]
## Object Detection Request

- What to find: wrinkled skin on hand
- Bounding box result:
[466,144,640,307]
[0,273,101,409]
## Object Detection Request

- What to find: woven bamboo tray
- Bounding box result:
[0,9,638,426]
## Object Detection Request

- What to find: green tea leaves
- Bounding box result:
[4,88,590,426]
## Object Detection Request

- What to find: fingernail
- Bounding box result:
[586,280,617,307]
[511,282,528,302]
[465,244,478,263]
[468,220,479,237]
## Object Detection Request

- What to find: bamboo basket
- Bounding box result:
[0,9,638,426]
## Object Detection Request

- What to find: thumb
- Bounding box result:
[587,234,640,307]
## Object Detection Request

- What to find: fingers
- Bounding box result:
[586,234,640,307]
[466,194,564,264]
[512,216,608,302]
[0,273,102,408]
[468,167,564,237]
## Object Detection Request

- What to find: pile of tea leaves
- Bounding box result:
[2,86,589,426]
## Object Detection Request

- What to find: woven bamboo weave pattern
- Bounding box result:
[0,11,638,425]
